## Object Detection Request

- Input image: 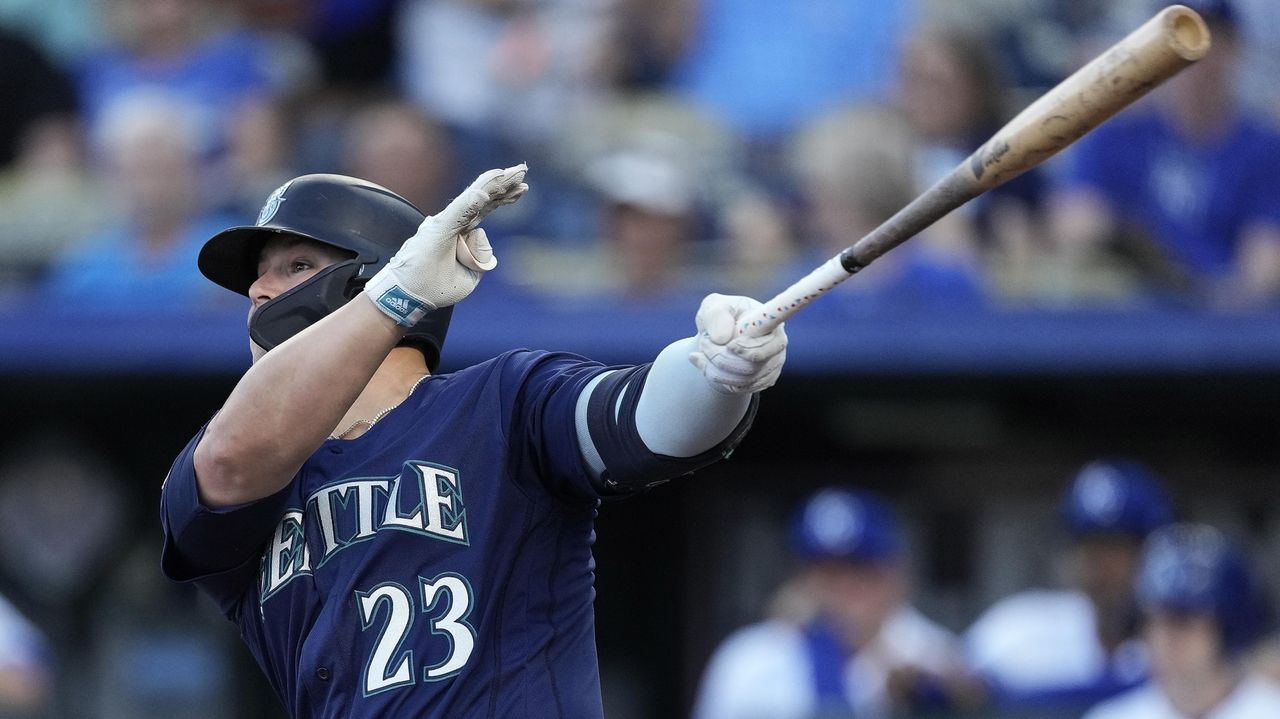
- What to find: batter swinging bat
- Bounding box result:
[740,4,1212,337]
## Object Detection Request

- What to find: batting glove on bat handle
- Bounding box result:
[689,293,788,394]
[364,164,528,326]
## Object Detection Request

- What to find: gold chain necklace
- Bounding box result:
[328,374,430,440]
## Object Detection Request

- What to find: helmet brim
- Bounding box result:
[199,225,330,296]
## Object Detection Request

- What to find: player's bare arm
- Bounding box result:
[195,166,528,508]
[195,296,409,508]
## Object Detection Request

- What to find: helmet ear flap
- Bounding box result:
[249,260,363,352]
[247,259,453,372]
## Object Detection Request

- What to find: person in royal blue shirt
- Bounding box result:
[1050,0,1280,308]
[159,165,787,717]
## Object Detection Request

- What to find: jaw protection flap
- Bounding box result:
[249,260,364,352]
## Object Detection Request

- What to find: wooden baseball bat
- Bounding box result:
[741,4,1212,337]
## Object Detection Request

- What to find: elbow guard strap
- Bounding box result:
[586,364,759,495]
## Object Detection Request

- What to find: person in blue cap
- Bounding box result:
[693,487,978,719]
[1084,522,1280,718]
[965,459,1175,714]
[1049,0,1280,308]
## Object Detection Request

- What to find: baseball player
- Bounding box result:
[964,459,1174,712]
[1084,523,1280,719]
[158,166,788,717]
[692,488,978,719]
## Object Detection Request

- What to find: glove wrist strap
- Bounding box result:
[364,269,434,327]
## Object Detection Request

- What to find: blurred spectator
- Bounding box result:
[1084,523,1280,718]
[693,488,979,719]
[667,0,915,173]
[0,431,129,717]
[230,0,397,90]
[396,0,613,164]
[219,94,296,220]
[0,26,78,171]
[395,0,616,243]
[1100,0,1280,121]
[1048,0,1280,308]
[0,593,52,717]
[584,135,701,300]
[593,0,695,90]
[973,0,1137,93]
[75,0,311,171]
[340,98,458,215]
[510,129,707,303]
[783,103,987,314]
[0,27,106,287]
[42,92,239,311]
[1232,0,1280,120]
[895,21,1049,300]
[965,459,1174,713]
[0,433,128,608]
[514,94,781,302]
[0,0,102,64]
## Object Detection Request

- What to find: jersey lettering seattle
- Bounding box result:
[259,461,468,601]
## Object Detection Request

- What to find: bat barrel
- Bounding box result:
[1166,5,1213,60]
[968,4,1211,191]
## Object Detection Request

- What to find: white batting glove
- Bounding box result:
[364,164,528,325]
[688,293,788,394]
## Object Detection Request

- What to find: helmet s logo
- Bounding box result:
[258,180,294,226]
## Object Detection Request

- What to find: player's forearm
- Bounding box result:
[635,337,752,457]
[196,296,405,507]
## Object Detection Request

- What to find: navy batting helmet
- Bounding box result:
[1061,459,1173,540]
[198,174,452,370]
[791,488,901,564]
[1137,523,1270,655]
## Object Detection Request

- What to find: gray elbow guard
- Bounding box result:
[586,364,759,495]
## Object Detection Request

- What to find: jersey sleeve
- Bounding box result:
[498,350,613,503]
[160,423,291,616]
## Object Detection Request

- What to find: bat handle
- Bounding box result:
[738,255,855,337]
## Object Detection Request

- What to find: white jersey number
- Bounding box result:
[355,573,476,695]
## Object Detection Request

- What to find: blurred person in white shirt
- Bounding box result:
[965,459,1174,713]
[693,487,979,719]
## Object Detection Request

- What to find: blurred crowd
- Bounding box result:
[1,0,1280,317]
[695,463,1280,719]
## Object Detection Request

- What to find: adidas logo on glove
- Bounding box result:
[375,286,428,327]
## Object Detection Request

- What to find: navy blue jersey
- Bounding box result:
[161,350,615,718]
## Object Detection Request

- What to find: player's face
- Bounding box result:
[1144,610,1226,687]
[1070,536,1142,607]
[806,560,905,649]
[247,237,351,361]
